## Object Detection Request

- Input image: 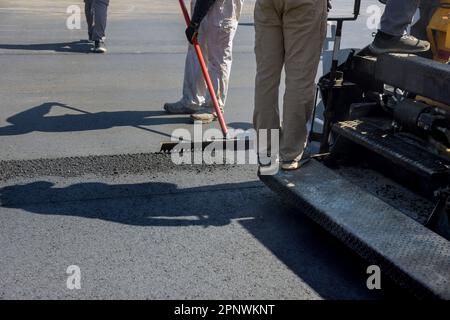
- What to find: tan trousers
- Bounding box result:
[253,0,327,162]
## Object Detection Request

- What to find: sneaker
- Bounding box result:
[369,32,430,55]
[164,101,199,114]
[92,40,107,53]
[190,106,221,124]
[281,160,300,171]
[281,155,312,171]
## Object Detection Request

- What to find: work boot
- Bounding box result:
[190,106,221,124]
[164,101,199,114]
[92,40,107,53]
[369,31,430,55]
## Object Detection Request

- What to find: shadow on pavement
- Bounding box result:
[0,179,394,299]
[228,122,253,130]
[0,180,258,227]
[0,102,191,136]
[0,41,93,53]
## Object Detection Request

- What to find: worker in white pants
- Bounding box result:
[164,0,243,124]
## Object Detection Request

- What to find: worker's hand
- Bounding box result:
[185,23,199,45]
[327,0,332,12]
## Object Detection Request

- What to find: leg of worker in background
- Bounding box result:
[91,0,110,53]
[190,0,243,123]
[165,0,209,115]
[164,0,243,124]
[253,0,327,171]
[84,0,94,41]
[370,0,430,54]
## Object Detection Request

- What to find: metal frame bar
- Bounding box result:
[327,0,361,21]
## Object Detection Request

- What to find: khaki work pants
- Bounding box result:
[253,0,327,162]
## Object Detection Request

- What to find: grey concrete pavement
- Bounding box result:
[0,53,255,160]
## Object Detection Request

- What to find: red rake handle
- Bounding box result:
[178,0,228,137]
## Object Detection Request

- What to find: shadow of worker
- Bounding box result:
[0,41,93,53]
[0,102,190,136]
[0,180,250,227]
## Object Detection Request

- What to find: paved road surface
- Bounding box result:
[0,0,376,160]
[0,0,409,299]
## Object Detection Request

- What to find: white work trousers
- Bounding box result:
[181,0,243,109]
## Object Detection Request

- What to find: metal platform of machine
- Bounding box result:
[346,53,450,105]
[376,54,450,106]
[260,160,450,299]
[332,119,450,196]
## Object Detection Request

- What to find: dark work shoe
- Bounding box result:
[164,101,199,114]
[369,31,430,55]
[92,40,107,53]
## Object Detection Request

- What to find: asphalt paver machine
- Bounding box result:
[260,0,450,299]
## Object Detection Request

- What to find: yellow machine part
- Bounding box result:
[427,3,450,63]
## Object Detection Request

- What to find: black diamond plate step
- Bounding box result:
[260,160,450,299]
